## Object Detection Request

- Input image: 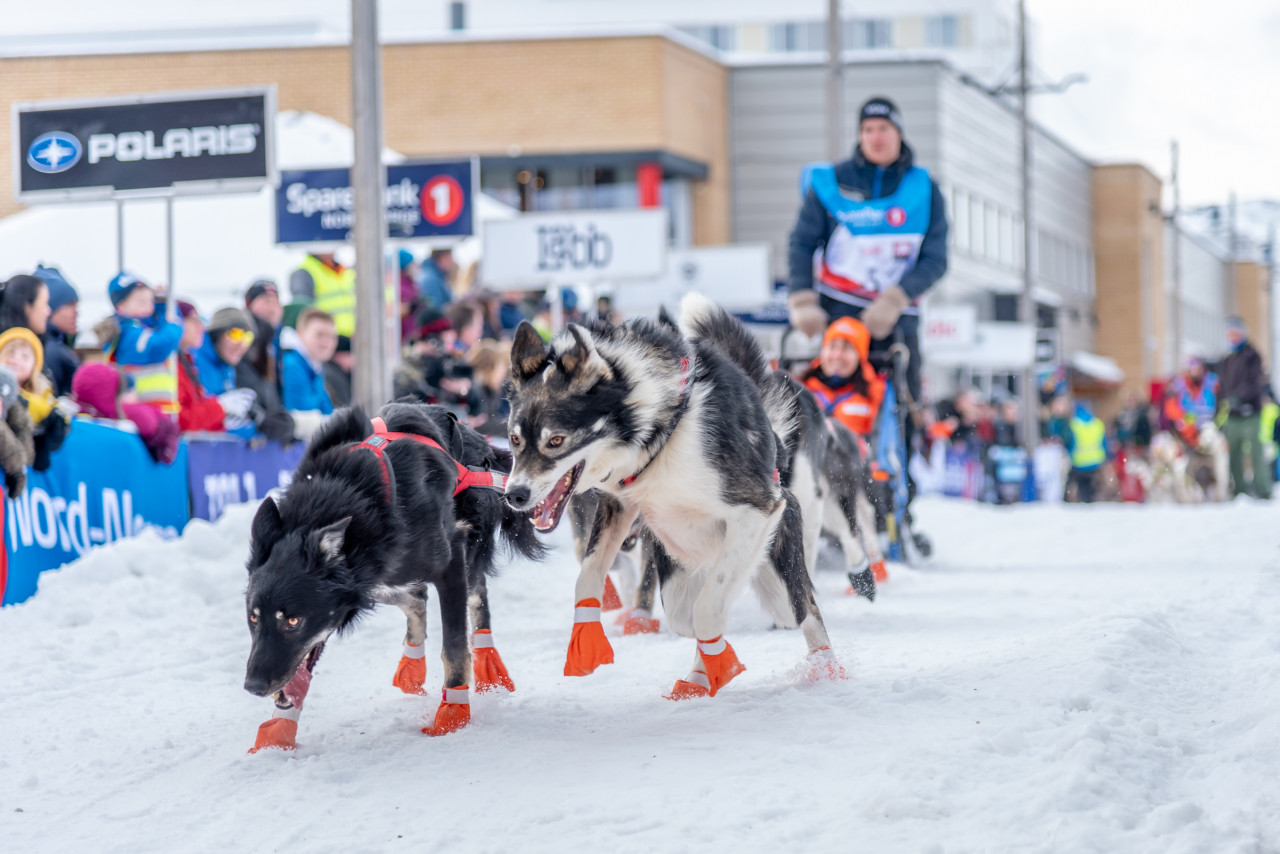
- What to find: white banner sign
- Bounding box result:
[482,209,668,288]
[920,305,978,352]
[611,244,772,317]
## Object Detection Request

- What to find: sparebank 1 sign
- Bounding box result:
[482,209,668,288]
[13,88,275,201]
[274,160,476,244]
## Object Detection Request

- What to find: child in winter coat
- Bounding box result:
[281,308,337,439]
[72,363,180,465]
[103,272,183,418]
[802,316,886,437]
[0,326,72,471]
[0,366,35,496]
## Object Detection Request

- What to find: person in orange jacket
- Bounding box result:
[802,316,886,437]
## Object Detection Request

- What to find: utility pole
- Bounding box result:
[351,0,389,413]
[1017,0,1038,452]
[826,0,844,161]
[1171,140,1182,372]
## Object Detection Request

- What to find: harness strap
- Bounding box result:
[352,415,510,507]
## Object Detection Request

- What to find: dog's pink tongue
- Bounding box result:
[533,479,569,530]
[282,659,314,709]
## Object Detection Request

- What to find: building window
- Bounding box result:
[985,203,1000,261]
[769,21,826,52]
[970,196,985,256]
[925,15,960,47]
[952,188,969,252]
[994,295,1019,322]
[845,18,892,49]
[449,2,465,31]
[680,25,736,51]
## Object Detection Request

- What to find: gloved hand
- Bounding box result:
[218,388,257,421]
[861,285,910,339]
[787,290,828,338]
[54,396,79,420]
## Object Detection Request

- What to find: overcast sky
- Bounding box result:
[5,0,1278,210]
[1031,0,1280,208]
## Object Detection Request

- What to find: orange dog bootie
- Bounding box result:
[249,716,299,753]
[422,685,471,736]
[805,646,849,682]
[392,640,428,695]
[601,575,624,611]
[472,630,515,693]
[696,636,745,697]
[665,670,711,701]
[564,598,614,677]
[622,607,661,635]
[870,558,889,584]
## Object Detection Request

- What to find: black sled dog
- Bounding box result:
[503,293,847,699]
[242,402,542,751]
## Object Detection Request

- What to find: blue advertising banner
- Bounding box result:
[3,419,190,606]
[185,436,305,521]
[275,159,476,244]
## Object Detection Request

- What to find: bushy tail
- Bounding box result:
[678,292,770,388]
[500,502,547,563]
[679,292,799,446]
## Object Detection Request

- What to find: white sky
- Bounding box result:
[1031,0,1280,208]
[3,0,1277,210]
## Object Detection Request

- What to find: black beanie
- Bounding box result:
[859,97,903,132]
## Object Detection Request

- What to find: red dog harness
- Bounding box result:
[353,416,509,507]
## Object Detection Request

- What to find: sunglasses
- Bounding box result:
[222,327,256,346]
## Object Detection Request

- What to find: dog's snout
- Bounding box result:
[244,675,271,697]
[505,484,532,510]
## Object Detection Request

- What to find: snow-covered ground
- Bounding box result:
[2,497,1278,854]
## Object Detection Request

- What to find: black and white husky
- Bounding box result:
[503,293,845,698]
[242,402,543,751]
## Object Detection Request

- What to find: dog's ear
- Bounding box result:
[247,496,284,571]
[656,305,678,331]
[316,516,352,564]
[560,325,613,389]
[510,321,549,384]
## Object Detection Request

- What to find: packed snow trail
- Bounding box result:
[1,498,1278,854]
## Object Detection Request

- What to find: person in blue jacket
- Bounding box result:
[787,96,949,527]
[106,272,183,417]
[280,307,337,439]
[190,307,258,439]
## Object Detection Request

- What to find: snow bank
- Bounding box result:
[1,498,1278,853]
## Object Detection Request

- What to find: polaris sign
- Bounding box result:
[274,160,475,244]
[13,88,275,201]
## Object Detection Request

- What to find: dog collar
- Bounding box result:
[619,354,695,489]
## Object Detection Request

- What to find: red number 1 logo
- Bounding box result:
[422,175,465,226]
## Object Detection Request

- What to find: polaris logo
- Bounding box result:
[87,124,259,165]
[27,132,83,174]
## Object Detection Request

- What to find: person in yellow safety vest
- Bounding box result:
[1261,399,1279,484]
[289,252,355,338]
[1066,401,1106,503]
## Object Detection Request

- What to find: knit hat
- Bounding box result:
[1226,316,1247,335]
[415,308,453,340]
[397,249,416,270]
[244,279,279,307]
[175,300,199,320]
[0,366,19,412]
[108,271,149,307]
[34,265,78,312]
[208,307,254,336]
[819,316,878,386]
[0,326,45,377]
[335,334,352,354]
[859,96,902,132]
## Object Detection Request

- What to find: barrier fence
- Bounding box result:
[2,417,303,606]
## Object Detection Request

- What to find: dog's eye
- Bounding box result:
[286,616,300,628]
[510,434,521,447]
[549,436,565,448]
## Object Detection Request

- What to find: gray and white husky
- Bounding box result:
[503,293,845,698]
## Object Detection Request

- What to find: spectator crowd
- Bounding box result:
[0,248,611,501]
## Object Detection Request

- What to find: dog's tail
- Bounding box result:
[679,291,799,447]
[678,292,770,387]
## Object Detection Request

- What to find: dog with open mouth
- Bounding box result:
[503,293,847,698]
[242,402,543,751]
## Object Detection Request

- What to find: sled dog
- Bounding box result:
[503,293,845,698]
[242,402,542,750]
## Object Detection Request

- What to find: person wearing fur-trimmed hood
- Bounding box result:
[0,365,35,497]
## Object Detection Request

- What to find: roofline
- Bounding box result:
[0,22,723,62]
